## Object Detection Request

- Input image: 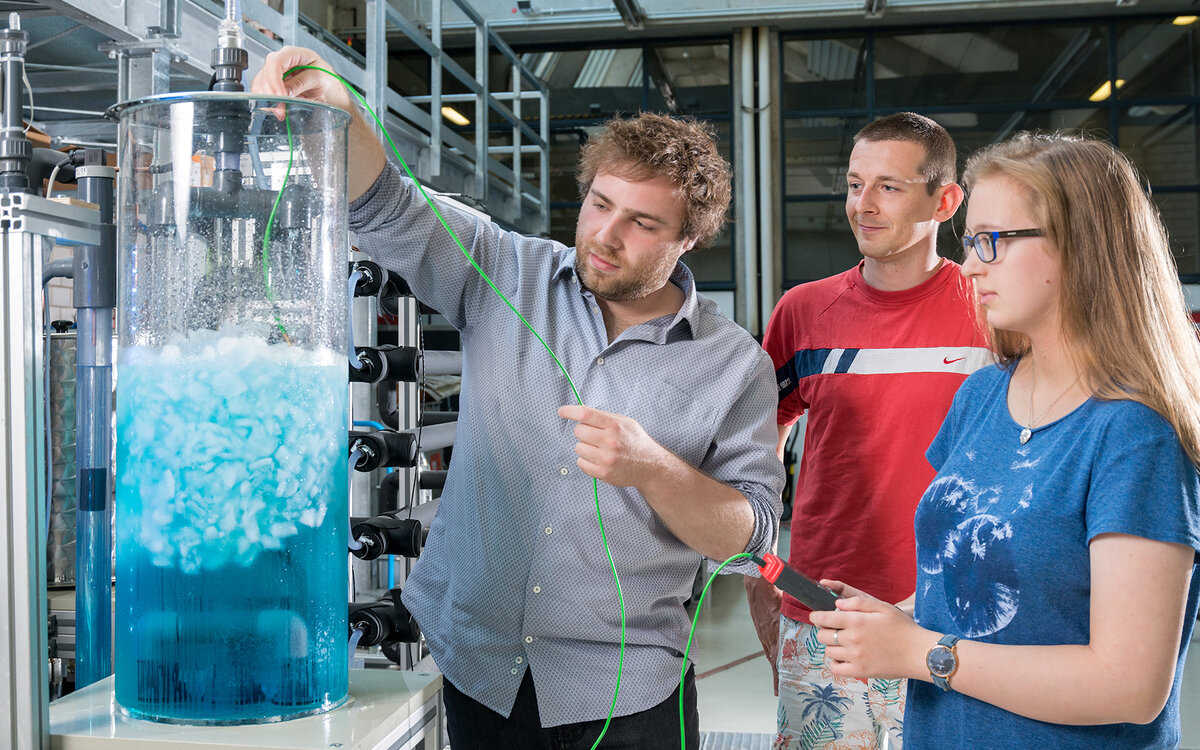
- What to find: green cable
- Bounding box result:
[261,109,295,343]
[678,553,753,750]
[279,65,626,750]
[271,69,757,750]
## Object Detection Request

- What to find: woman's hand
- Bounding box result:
[808,580,933,682]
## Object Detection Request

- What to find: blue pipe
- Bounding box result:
[74,307,112,688]
[74,160,116,689]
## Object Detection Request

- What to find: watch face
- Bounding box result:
[927,645,956,677]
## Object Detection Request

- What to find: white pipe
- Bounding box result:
[757,27,777,331]
[739,27,759,334]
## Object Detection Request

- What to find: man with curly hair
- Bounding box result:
[255,49,784,750]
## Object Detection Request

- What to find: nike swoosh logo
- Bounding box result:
[943,356,966,364]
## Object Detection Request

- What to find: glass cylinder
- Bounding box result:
[110,92,350,724]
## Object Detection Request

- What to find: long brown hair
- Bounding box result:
[964,132,1200,467]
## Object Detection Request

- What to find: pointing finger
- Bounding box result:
[558,404,588,422]
[559,405,613,425]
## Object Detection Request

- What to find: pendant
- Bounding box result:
[1019,427,1032,445]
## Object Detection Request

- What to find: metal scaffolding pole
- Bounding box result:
[1,193,100,750]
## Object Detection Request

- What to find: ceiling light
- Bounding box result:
[441,106,470,126]
[1173,16,1197,26]
[1088,79,1125,102]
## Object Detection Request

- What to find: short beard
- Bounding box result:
[575,241,679,302]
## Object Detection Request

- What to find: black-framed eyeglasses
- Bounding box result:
[961,229,1042,263]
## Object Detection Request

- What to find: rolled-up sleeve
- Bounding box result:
[701,348,786,576]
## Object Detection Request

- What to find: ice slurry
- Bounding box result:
[115,327,348,723]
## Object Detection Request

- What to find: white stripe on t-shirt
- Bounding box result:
[831,346,994,376]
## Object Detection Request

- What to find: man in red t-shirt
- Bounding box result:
[746,113,991,749]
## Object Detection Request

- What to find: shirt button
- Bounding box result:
[515,657,523,664]
[525,636,534,643]
[560,467,569,476]
[511,668,519,675]
[596,356,605,365]
[544,526,552,535]
[533,585,541,594]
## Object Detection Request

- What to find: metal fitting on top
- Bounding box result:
[209,18,248,92]
[0,12,30,191]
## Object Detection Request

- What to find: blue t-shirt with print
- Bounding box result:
[904,363,1200,750]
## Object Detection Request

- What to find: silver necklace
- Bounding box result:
[1020,363,1081,445]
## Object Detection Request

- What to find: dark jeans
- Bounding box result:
[443,667,699,750]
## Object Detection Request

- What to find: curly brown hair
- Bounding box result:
[576,112,732,248]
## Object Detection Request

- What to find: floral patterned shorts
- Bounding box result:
[774,617,905,750]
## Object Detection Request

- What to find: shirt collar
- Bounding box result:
[557,247,700,342]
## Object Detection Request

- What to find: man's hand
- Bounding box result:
[250,47,355,113]
[557,405,668,490]
[250,47,386,200]
[744,575,784,695]
[557,403,755,561]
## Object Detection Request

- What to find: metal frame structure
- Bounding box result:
[425,0,1197,43]
[732,26,782,334]
[2,193,100,750]
[37,0,551,234]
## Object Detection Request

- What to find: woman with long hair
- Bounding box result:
[809,132,1200,748]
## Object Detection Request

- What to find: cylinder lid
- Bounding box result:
[106,90,351,127]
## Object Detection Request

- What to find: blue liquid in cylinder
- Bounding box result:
[114,336,348,724]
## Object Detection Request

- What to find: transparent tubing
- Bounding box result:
[74,306,112,689]
[111,93,350,724]
[73,159,118,690]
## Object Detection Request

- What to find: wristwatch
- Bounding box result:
[926,634,960,691]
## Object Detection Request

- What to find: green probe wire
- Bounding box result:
[261,110,295,343]
[270,66,749,750]
[677,552,753,750]
[278,65,626,749]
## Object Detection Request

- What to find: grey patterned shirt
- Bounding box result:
[349,163,784,727]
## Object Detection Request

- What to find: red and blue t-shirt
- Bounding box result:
[763,259,991,624]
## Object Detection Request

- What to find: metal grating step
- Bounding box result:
[698,731,773,750]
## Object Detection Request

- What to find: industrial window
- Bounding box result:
[781,15,1200,287]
